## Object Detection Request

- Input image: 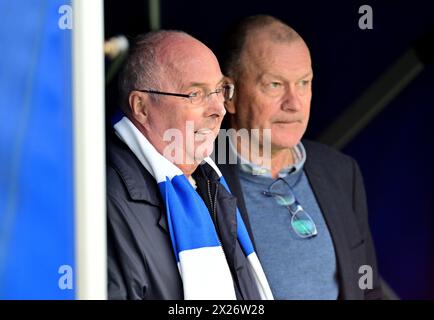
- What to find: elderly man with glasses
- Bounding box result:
[107,30,273,300]
[216,15,382,299]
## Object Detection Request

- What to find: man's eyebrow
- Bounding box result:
[185,76,226,89]
[298,71,314,80]
[259,73,286,81]
[258,72,313,83]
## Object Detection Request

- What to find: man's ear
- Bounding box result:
[224,98,236,115]
[128,91,149,124]
[224,78,237,114]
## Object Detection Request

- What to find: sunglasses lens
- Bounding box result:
[292,213,317,237]
[266,179,318,238]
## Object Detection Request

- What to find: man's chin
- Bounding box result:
[188,142,213,163]
[271,130,304,148]
[271,138,302,151]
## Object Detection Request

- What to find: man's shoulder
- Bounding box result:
[302,139,358,181]
[106,132,159,204]
[302,139,351,159]
[106,135,135,201]
[106,133,136,189]
[302,139,355,166]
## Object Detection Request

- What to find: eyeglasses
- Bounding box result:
[134,83,234,106]
[263,178,318,238]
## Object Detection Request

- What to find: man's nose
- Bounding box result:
[206,94,227,118]
[281,86,301,111]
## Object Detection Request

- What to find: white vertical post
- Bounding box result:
[72,0,107,299]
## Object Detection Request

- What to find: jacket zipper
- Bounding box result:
[207,179,238,295]
[207,179,221,237]
[207,180,218,224]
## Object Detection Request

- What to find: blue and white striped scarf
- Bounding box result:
[114,117,273,300]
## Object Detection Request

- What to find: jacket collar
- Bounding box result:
[108,132,162,207]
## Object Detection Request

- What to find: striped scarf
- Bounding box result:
[114,117,273,300]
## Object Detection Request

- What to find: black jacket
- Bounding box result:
[106,134,262,300]
[217,139,382,300]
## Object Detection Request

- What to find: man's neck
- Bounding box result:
[229,119,298,178]
[177,163,199,178]
[270,148,295,178]
[236,140,295,179]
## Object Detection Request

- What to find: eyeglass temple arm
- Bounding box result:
[262,190,300,211]
[137,90,191,98]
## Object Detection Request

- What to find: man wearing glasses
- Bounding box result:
[107,30,272,299]
[217,15,382,299]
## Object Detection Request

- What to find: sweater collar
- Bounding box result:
[228,138,306,178]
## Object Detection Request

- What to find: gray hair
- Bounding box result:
[220,15,302,80]
[118,30,191,115]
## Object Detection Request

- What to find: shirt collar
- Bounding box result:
[228,137,306,178]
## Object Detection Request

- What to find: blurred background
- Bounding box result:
[1,0,433,299]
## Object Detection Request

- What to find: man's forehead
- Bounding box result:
[181,76,226,88]
[247,37,309,57]
[156,36,206,69]
[242,39,311,74]
[169,58,224,89]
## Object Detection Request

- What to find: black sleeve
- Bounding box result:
[107,195,146,300]
[351,159,383,300]
[107,213,127,300]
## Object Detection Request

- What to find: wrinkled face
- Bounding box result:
[230,38,313,152]
[143,40,226,165]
